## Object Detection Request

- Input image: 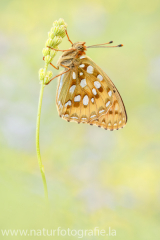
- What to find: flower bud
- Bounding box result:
[55,26,61,35]
[50,26,65,38]
[44,71,53,84]
[50,49,56,58]
[48,31,55,39]
[47,71,53,79]
[45,38,54,47]
[52,36,62,47]
[42,47,50,57]
[58,18,67,27]
[39,68,45,81]
[58,26,66,38]
[53,20,59,27]
[44,55,52,64]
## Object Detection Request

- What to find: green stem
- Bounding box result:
[36,82,49,204]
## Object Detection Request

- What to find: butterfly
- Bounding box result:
[46,29,127,131]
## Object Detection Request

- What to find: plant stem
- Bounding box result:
[37,19,67,205]
[36,82,49,204]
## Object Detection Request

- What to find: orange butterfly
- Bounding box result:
[45,29,127,131]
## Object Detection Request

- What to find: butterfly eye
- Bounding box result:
[77,46,83,50]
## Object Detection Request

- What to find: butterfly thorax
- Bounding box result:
[57,41,86,69]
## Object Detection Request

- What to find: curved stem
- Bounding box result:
[36,83,49,204]
[36,19,67,206]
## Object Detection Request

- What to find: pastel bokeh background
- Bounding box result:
[0,0,160,239]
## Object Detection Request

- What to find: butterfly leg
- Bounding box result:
[65,29,73,45]
[43,56,59,70]
[60,64,70,69]
[45,69,70,85]
[46,46,75,52]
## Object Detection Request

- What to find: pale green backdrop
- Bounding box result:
[0,0,160,239]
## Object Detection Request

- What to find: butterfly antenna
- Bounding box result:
[87,41,113,48]
[87,43,123,48]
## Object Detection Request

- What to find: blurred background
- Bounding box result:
[0,0,160,239]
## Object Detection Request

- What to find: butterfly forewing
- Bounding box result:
[56,55,127,130]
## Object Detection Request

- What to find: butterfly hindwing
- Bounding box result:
[56,55,127,130]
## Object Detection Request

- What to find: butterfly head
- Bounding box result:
[72,42,87,54]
